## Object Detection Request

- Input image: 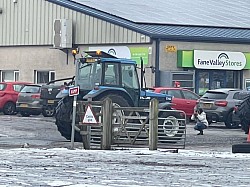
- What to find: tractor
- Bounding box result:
[54,50,185,142]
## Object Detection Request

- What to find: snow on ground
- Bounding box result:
[0,147,250,187]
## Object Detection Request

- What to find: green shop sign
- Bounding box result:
[178,50,250,70]
[130,47,148,64]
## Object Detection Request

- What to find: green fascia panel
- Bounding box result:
[177,50,194,68]
[244,53,250,69]
[177,50,250,69]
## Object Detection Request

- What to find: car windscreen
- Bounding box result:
[0,83,6,91]
[202,91,228,99]
[21,85,40,93]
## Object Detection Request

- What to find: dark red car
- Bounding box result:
[0,81,31,115]
[153,87,200,120]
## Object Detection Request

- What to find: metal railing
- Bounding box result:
[76,98,186,150]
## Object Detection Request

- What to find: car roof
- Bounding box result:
[0,81,31,84]
[23,84,42,87]
[206,88,241,94]
[153,87,190,91]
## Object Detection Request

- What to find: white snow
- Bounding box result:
[0,147,250,186]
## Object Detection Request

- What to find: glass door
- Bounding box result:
[197,71,209,96]
[210,71,226,89]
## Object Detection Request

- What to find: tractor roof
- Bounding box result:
[84,51,137,65]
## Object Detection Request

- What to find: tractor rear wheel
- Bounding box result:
[99,94,131,124]
[238,97,250,134]
[55,97,82,142]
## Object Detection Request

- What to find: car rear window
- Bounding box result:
[21,85,40,93]
[0,83,6,91]
[202,91,228,99]
[13,84,25,92]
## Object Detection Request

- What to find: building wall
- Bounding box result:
[0,0,150,46]
[0,44,155,84]
[0,46,75,81]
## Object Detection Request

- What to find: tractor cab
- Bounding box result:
[74,51,141,106]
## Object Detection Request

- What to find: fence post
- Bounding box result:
[149,98,158,150]
[102,98,113,150]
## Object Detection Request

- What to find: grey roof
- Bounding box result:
[72,0,250,29]
[48,0,250,44]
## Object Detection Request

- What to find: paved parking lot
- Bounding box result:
[0,114,247,151]
[0,115,249,186]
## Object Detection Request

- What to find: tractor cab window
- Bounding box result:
[103,63,119,85]
[121,64,139,89]
[78,63,99,89]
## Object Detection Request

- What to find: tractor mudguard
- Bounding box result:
[82,86,133,102]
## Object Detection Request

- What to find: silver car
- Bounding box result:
[196,88,244,128]
[16,84,42,117]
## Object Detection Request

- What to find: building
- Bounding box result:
[0,0,250,95]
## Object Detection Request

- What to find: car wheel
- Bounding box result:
[3,102,16,115]
[225,112,240,129]
[42,106,55,117]
[20,111,30,117]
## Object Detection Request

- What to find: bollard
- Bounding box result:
[149,98,158,150]
[102,98,113,150]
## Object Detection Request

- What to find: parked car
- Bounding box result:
[0,81,31,115]
[16,84,42,117]
[153,87,200,120]
[195,88,247,128]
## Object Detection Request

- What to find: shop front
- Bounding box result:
[195,70,239,95]
[178,50,249,95]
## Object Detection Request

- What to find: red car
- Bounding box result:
[0,81,32,115]
[153,87,200,120]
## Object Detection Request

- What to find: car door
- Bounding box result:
[182,90,200,117]
[161,89,184,111]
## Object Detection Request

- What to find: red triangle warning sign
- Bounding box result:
[82,105,98,124]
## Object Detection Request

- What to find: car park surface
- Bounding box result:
[16,84,42,117]
[0,115,249,186]
[0,81,32,115]
[196,88,248,128]
[153,87,200,119]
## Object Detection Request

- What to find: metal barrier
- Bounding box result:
[76,98,186,150]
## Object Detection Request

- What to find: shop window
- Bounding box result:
[0,70,19,82]
[160,71,195,91]
[35,70,55,84]
[171,72,194,91]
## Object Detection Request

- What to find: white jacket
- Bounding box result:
[191,112,208,126]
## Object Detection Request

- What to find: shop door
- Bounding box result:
[197,71,209,96]
[210,71,226,89]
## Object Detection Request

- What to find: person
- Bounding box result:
[191,108,208,135]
